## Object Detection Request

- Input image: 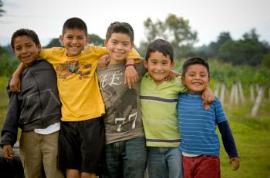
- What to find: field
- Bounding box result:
[0,76,270,178]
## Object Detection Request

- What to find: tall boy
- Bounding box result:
[97,22,146,178]
[178,57,240,178]
[140,39,184,178]
[11,17,140,178]
[1,29,63,178]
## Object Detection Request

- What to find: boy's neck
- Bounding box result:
[186,90,203,95]
[109,58,126,65]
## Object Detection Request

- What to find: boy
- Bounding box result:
[1,29,63,178]
[140,39,184,178]
[97,22,146,178]
[10,18,140,178]
[141,39,214,178]
[178,57,240,178]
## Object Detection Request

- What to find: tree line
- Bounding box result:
[1,13,270,77]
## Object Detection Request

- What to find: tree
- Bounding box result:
[140,14,197,58]
[218,29,269,66]
[0,0,5,17]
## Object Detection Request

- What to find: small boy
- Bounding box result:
[140,39,185,178]
[0,29,63,178]
[10,17,140,178]
[178,57,240,178]
[97,22,146,178]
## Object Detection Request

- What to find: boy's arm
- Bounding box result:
[9,63,25,92]
[125,48,142,88]
[1,92,20,156]
[201,87,215,109]
[218,120,240,170]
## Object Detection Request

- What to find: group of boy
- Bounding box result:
[0,16,240,178]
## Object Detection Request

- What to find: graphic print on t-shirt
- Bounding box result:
[55,60,92,80]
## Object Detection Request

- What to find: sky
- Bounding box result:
[0,0,270,47]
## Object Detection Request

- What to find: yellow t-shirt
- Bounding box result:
[40,46,140,122]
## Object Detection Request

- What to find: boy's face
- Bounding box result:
[182,64,209,93]
[13,35,40,66]
[105,33,132,64]
[144,51,174,85]
[60,28,88,57]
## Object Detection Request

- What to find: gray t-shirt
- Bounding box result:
[97,63,145,144]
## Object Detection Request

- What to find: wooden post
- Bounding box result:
[251,87,264,117]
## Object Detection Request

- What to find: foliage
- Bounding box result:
[139,14,197,58]
[0,46,19,77]
[0,0,5,17]
[262,52,270,68]
[192,29,270,66]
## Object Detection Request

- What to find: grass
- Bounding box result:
[0,76,269,178]
[220,101,270,178]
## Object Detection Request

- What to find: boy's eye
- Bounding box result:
[15,47,22,51]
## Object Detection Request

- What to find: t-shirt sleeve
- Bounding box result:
[127,48,142,63]
[40,48,52,61]
[214,98,227,123]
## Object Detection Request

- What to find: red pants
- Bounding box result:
[183,155,220,178]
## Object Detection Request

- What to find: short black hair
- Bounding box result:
[105,21,134,44]
[62,17,88,35]
[182,57,210,78]
[145,39,174,62]
[11,28,41,50]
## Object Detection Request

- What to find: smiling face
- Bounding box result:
[182,64,209,93]
[105,33,132,64]
[60,28,88,57]
[13,35,40,66]
[144,51,174,85]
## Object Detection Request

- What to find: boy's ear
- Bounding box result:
[87,36,90,44]
[171,61,175,67]
[143,60,148,69]
[59,35,63,46]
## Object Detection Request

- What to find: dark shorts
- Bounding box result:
[58,118,105,173]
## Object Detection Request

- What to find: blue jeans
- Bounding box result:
[105,137,147,178]
[147,147,182,178]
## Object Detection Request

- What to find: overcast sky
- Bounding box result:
[0,0,270,47]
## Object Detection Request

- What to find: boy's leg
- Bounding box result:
[147,147,167,178]
[166,148,182,178]
[80,118,105,175]
[105,142,123,178]
[195,155,220,178]
[124,137,147,178]
[20,131,42,178]
[41,131,64,178]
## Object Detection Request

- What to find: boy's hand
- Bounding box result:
[230,157,240,170]
[124,65,138,89]
[164,70,180,81]
[202,87,215,109]
[3,145,14,160]
[98,54,110,68]
[9,75,21,92]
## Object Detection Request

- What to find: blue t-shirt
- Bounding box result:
[177,93,226,156]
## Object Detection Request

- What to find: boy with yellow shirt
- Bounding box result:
[11,17,140,178]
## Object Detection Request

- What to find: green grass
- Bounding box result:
[0,77,269,177]
[220,101,270,178]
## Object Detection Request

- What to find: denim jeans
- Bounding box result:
[105,137,147,178]
[147,147,182,178]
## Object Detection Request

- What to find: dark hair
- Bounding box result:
[182,57,210,78]
[105,22,134,43]
[11,29,40,50]
[145,39,174,62]
[62,17,88,35]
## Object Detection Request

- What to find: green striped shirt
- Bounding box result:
[140,73,184,147]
